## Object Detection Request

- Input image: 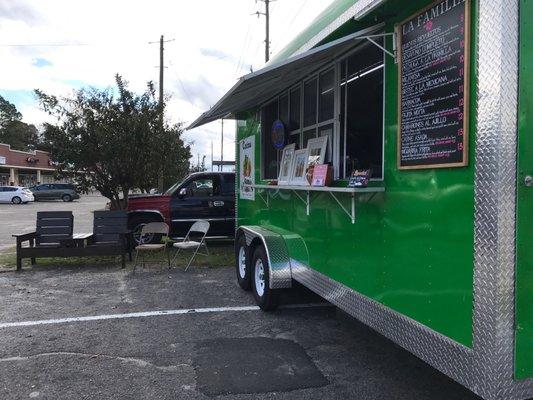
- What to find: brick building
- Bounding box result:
[0,143,58,187]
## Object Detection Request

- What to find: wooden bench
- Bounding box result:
[13,211,132,270]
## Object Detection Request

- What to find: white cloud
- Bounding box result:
[0,0,332,167]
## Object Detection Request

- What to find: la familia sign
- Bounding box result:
[402,0,466,35]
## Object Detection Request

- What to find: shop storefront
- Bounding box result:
[190,0,531,399]
[0,143,58,186]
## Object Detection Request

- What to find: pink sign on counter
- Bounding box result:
[311,164,330,187]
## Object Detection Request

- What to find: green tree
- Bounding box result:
[0,95,40,151]
[35,75,192,209]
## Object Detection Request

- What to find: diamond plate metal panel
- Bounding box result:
[291,260,474,385]
[238,226,292,289]
[472,0,533,398]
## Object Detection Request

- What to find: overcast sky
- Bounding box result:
[0,0,332,168]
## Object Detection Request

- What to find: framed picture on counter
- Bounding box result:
[306,136,328,167]
[290,148,309,186]
[278,144,296,185]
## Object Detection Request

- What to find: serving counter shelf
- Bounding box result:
[253,184,385,224]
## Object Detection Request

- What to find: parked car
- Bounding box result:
[0,186,34,204]
[126,172,236,245]
[30,183,80,202]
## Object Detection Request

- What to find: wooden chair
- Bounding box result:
[13,211,73,270]
[86,210,132,268]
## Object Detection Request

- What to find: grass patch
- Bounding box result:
[0,242,235,271]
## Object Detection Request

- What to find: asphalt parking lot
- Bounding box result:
[0,195,108,250]
[0,264,481,400]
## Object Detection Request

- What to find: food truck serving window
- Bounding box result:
[261,40,385,181]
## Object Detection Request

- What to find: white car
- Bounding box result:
[0,186,35,204]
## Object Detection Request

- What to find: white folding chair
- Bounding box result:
[133,222,169,272]
[171,220,210,271]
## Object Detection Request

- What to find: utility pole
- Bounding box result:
[159,35,164,114]
[264,0,270,62]
[149,35,174,192]
[221,119,224,172]
[254,0,274,63]
[211,141,214,172]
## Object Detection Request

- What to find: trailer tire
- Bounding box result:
[251,245,279,311]
[235,234,251,290]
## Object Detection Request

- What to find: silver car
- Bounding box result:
[0,186,34,204]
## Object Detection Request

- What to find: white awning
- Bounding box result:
[188,23,385,130]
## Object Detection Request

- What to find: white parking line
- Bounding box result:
[0,303,331,329]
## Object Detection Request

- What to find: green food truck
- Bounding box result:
[189,0,532,398]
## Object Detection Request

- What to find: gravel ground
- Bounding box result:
[0,264,481,400]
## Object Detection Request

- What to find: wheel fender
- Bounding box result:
[237,226,292,289]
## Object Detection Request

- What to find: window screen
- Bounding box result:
[344,43,384,179]
[319,69,335,122]
[289,88,301,130]
[261,100,279,179]
[279,95,289,127]
[303,79,317,127]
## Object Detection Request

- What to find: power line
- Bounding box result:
[236,0,257,76]
[271,0,309,54]
[168,60,195,108]
[0,43,90,47]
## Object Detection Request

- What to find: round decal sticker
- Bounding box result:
[271,120,286,150]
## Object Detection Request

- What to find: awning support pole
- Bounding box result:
[364,33,397,62]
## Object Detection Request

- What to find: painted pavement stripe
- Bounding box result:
[0,303,331,329]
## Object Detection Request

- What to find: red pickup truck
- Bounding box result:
[127,172,236,244]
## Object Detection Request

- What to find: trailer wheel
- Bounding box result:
[235,234,251,290]
[251,245,279,311]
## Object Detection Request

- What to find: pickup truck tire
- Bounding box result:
[129,216,163,245]
[62,194,72,202]
[251,245,279,311]
[235,234,251,291]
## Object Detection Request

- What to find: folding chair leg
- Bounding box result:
[166,248,171,269]
[133,250,139,273]
[170,247,182,268]
[185,245,202,272]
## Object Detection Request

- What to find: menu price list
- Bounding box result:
[399,0,469,168]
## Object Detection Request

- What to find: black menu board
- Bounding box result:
[398,0,470,169]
